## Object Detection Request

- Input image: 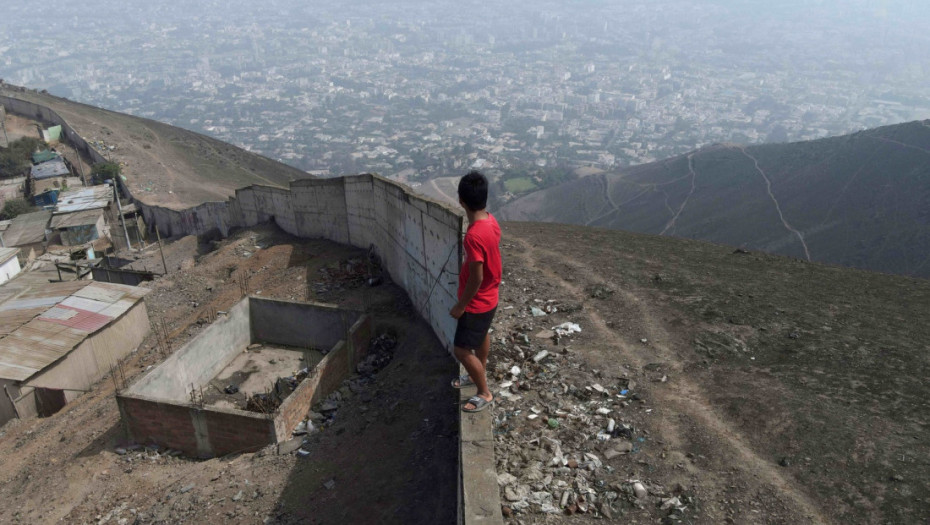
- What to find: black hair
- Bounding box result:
[458,170,488,211]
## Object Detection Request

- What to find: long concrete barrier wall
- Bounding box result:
[0,95,111,167]
[140,175,464,350]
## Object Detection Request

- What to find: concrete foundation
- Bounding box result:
[117,297,371,458]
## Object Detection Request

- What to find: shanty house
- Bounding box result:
[1,209,51,262]
[49,209,106,246]
[30,159,71,194]
[0,281,150,425]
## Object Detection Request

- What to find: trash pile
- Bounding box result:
[490,301,694,521]
[244,367,310,414]
[356,333,397,377]
[313,256,381,297]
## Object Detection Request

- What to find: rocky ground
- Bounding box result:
[487,222,930,524]
[0,223,458,525]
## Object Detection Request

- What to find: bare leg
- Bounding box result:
[476,332,490,370]
[455,345,492,410]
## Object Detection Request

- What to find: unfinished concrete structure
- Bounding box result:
[0,281,150,425]
[116,297,372,458]
[136,176,464,350]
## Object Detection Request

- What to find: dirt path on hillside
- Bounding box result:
[516,240,827,523]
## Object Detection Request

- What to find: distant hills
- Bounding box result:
[499,120,930,278]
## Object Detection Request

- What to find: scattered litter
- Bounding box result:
[224,385,239,395]
[531,306,547,317]
[632,481,648,499]
[323,479,336,490]
[547,418,560,429]
[532,350,549,363]
[553,322,582,336]
[510,365,521,376]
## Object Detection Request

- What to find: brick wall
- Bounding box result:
[202,408,275,457]
[117,395,199,453]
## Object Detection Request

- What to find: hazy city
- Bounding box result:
[2,1,928,200]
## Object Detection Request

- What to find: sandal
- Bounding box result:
[462,395,494,413]
[451,374,475,389]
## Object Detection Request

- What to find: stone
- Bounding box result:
[599,502,613,519]
[497,472,518,486]
[567,459,578,469]
[115,447,127,455]
[504,484,530,502]
[531,307,547,317]
[535,330,556,339]
[632,481,648,499]
[501,506,513,518]
[232,491,243,502]
[179,484,194,494]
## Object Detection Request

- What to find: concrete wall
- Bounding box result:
[26,301,150,393]
[119,299,373,457]
[0,256,21,285]
[128,299,250,402]
[250,297,362,351]
[0,96,110,168]
[138,176,463,351]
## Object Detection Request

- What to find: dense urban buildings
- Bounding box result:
[1,1,928,200]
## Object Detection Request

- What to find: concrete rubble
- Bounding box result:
[490,293,695,522]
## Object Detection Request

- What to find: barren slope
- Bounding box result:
[500,121,930,278]
[0,86,311,209]
[488,222,929,523]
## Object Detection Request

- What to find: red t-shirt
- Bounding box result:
[458,213,502,313]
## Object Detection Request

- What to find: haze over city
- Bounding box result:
[1,0,928,195]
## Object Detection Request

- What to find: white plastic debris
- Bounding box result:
[532,350,549,363]
[510,365,522,376]
[607,418,616,432]
[531,306,547,317]
[632,481,648,499]
[592,383,606,394]
[553,322,582,336]
[596,407,611,415]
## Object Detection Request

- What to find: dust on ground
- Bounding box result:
[489,222,930,524]
[0,223,458,525]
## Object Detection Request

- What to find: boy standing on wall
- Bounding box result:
[450,171,502,413]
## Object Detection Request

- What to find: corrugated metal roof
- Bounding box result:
[2,210,51,247]
[0,281,150,381]
[30,159,70,180]
[50,209,104,229]
[55,186,113,214]
[32,150,60,164]
[0,247,19,265]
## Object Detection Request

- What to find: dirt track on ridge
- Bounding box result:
[487,222,930,524]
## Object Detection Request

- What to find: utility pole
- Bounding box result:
[156,226,168,275]
[0,105,9,147]
[111,181,133,253]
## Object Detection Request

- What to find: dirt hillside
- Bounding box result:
[0,86,311,210]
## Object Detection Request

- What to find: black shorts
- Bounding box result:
[454,307,497,349]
